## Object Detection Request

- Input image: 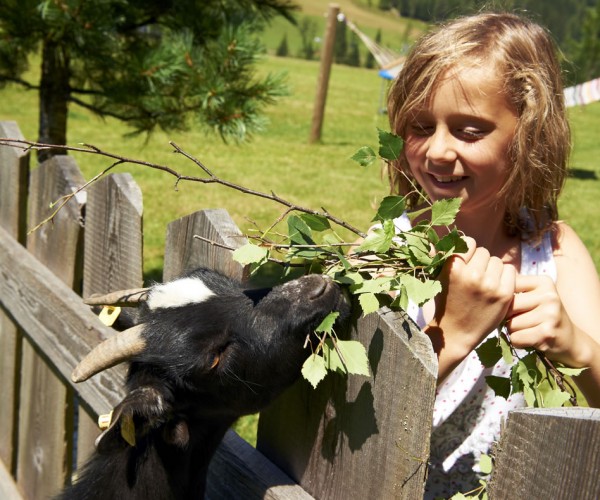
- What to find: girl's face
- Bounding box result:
[404,66,518,217]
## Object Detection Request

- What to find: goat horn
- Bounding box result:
[84,288,150,307]
[72,324,147,383]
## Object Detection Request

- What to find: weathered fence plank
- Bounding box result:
[489,407,600,499]
[0,121,29,244]
[0,121,29,475]
[77,172,144,467]
[16,156,87,498]
[163,208,248,282]
[257,307,437,499]
[83,173,143,296]
[0,224,126,421]
[206,430,315,500]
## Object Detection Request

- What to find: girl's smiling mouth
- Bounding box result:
[430,174,468,184]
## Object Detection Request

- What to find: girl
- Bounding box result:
[386,12,600,498]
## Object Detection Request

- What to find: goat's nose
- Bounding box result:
[307,275,329,300]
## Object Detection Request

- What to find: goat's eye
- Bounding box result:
[210,353,220,370]
[210,342,231,370]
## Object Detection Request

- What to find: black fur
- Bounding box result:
[58,268,348,500]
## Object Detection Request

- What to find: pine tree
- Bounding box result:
[276,33,290,57]
[0,0,298,161]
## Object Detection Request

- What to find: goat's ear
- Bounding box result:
[95,386,171,453]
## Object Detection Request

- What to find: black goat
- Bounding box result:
[58,267,348,500]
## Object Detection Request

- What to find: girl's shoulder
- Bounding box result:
[551,220,600,290]
[551,221,593,260]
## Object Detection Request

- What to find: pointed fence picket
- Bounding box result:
[0,121,598,499]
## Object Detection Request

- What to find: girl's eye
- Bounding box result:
[458,127,486,140]
[409,123,434,136]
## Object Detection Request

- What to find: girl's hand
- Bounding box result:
[506,275,589,367]
[425,237,516,375]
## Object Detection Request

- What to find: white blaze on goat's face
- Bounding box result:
[146,277,216,310]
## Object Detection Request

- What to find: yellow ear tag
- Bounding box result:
[98,411,113,430]
[120,414,136,447]
[98,306,121,327]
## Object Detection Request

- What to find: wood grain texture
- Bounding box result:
[163,209,248,282]
[0,122,29,473]
[78,173,142,467]
[257,307,437,499]
[0,121,29,244]
[206,430,315,500]
[489,407,600,499]
[83,173,143,297]
[18,155,88,498]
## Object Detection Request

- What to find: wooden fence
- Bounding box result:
[0,120,598,499]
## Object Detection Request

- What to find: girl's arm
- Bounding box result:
[507,222,600,407]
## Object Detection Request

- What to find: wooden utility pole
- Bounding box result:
[309,3,339,144]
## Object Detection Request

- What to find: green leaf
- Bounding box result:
[320,338,370,378]
[322,341,347,374]
[498,333,514,364]
[287,215,313,245]
[315,311,339,334]
[350,146,378,167]
[476,337,503,368]
[356,220,395,253]
[485,375,511,399]
[556,366,588,377]
[537,378,572,407]
[232,243,269,265]
[372,195,405,222]
[404,231,433,266]
[377,128,403,161]
[334,339,370,376]
[301,354,328,389]
[358,292,381,316]
[350,276,393,294]
[430,198,462,226]
[479,454,493,475]
[300,213,331,231]
[399,274,441,306]
[435,229,467,255]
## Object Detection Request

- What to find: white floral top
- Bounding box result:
[394,216,557,499]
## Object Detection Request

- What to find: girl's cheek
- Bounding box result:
[404,137,427,163]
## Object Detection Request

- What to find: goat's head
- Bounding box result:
[74,268,349,452]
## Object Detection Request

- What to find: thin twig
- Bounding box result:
[0,138,367,238]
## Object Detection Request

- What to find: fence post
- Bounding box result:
[78,173,143,466]
[489,407,600,499]
[257,307,437,499]
[17,155,86,499]
[0,121,29,477]
[163,208,248,282]
[309,3,339,144]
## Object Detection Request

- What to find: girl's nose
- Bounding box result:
[425,128,457,163]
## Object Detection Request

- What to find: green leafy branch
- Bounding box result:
[476,329,586,407]
[0,132,465,390]
[233,129,466,387]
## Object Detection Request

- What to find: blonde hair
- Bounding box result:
[387,12,570,240]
